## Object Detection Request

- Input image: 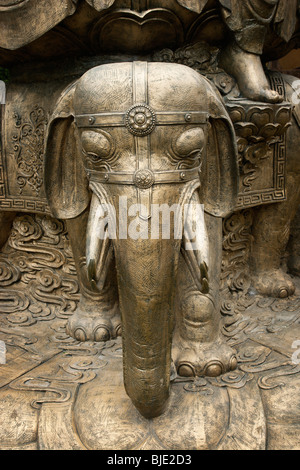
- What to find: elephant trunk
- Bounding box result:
[117,236,178,418]
[86,188,181,418]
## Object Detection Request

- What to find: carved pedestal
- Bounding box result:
[0,214,299,450]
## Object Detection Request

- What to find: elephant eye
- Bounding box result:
[173,128,205,158]
[81,130,113,159]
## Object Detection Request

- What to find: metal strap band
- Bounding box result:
[87,167,200,187]
[75,111,209,128]
[133,61,147,104]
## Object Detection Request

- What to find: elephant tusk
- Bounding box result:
[87,258,99,292]
[87,258,96,282]
[86,191,114,291]
[182,189,210,293]
[95,240,114,291]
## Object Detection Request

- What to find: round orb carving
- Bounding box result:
[133,169,155,189]
[125,104,156,136]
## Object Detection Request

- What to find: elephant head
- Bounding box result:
[45,62,238,418]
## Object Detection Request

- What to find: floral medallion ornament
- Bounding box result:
[125,104,156,136]
[133,169,155,189]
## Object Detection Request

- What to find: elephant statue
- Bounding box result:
[0,0,300,450]
[1,57,300,419]
[43,61,239,418]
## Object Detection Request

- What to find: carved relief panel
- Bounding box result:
[0,79,72,213]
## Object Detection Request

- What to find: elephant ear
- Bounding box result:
[45,81,90,220]
[199,80,239,218]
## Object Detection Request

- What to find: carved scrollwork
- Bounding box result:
[12,106,48,196]
[221,209,254,297]
[227,102,292,193]
[9,376,72,409]
[209,370,253,389]
[0,289,30,314]
[183,378,214,395]
[0,259,20,286]
[9,215,66,271]
[0,214,79,321]
[257,364,300,390]
[153,41,237,96]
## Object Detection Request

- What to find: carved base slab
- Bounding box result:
[0,215,299,450]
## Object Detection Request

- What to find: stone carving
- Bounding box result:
[0,0,300,451]
[155,40,300,300]
[0,213,299,449]
[45,61,239,418]
[221,209,254,299]
[154,43,291,208]
[153,41,237,97]
[227,96,291,207]
[0,214,79,323]
[12,106,48,196]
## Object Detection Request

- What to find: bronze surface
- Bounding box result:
[0,214,299,449]
[0,0,300,450]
